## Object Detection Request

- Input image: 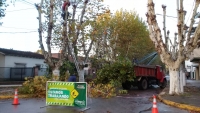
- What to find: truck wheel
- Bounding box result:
[160,79,167,89]
[122,81,131,90]
[138,78,148,90]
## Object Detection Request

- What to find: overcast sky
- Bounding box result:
[0,0,196,52]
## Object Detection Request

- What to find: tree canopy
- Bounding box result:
[93,9,155,61]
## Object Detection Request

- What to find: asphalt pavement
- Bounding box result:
[0,87,189,113]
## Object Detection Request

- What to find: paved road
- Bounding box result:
[0,86,189,113]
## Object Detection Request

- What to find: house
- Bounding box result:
[0,48,48,81]
[187,47,200,80]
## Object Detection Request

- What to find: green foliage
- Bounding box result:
[59,60,76,81]
[90,57,110,70]
[18,76,49,98]
[0,0,7,25]
[95,57,135,85]
[93,9,155,61]
[0,0,6,17]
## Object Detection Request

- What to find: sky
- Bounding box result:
[0,0,197,53]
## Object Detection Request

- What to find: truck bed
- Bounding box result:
[134,65,157,77]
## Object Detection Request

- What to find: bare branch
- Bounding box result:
[162,5,167,46]
[146,0,171,65]
[73,0,88,47]
[36,0,54,67]
[57,0,70,68]
[46,0,55,61]
[84,39,94,63]
[177,0,185,65]
[186,0,200,42]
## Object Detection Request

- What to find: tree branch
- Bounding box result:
[58,0,70,68]
[146,0,171,65]
[84,39,94,63]
[73,0,88,47]
[46,0,54,61]
[162,5,167,47]
[36,0,54,67]
[186,0,200,42]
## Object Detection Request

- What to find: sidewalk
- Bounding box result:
[158,80,200,112]
[0,85,22,87]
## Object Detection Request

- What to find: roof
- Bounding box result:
[0,48,45,59]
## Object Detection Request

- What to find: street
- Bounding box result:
[0,86,189,113]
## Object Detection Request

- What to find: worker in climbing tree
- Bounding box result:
[61,0,70,20]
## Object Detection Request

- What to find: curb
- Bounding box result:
[158,94,200,112]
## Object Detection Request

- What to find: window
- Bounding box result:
[35,64,41,70]
[15,63,26,75]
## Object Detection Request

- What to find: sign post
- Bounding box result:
[46,81,89,110]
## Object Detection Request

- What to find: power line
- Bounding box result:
[18,0,35,6]
[186,0,195,24]
[0,31,37,34]
[21,0,35,5]
[156,13,177,18]
[6,8,35,12]
[0,26,36,30]
[25,0,35,4]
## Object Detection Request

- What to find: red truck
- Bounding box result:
[122,65,167,90]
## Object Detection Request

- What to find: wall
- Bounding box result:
[3,56,47,79]
[185,60,198,72]
[5,56,46,67]
[0,53,5,67]
[0,54,5,78]
[190,48,200,60]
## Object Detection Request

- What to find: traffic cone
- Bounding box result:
[12,89,20,105]
[152,95,158,113]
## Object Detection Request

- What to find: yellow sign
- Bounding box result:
[71,89,79,98]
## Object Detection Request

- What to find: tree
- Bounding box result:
[0,0,7,25]
[36,49,43,54]
[36,0,106,81]
[93,9,155,62]
[146,0,200,95]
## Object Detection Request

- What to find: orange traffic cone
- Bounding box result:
[12,89,20,105]
[152,95,158,113]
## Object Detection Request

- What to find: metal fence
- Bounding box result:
[0,67,48,81]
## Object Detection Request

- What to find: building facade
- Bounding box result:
[187,47,200,80]
[0,48,48,81]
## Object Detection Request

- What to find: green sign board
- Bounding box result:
[46,81,87,108]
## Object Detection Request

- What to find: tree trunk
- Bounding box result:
[78,69,85,82]
[179,63,184,92]
[183,72,186,86]
[52,67,60,81]
[169,69,181,95]
[180,70,184,93]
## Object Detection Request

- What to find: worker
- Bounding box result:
[68,73,77,82]
[61,0,70,20]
